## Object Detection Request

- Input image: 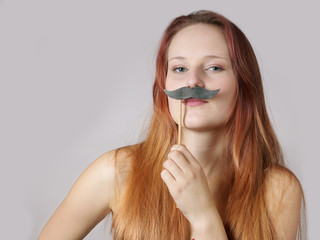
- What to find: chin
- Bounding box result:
[183,118,226,132]
[184,121,213,131]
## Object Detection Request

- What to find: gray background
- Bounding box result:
[0,0,319,239]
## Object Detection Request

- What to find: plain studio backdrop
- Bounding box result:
[0,0,319,239]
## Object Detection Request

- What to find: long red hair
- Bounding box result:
[112,10,304,239]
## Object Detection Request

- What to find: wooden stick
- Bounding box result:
[175,99,183,209]
[178,99,182,145]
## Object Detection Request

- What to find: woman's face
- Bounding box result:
[165,23,237,131]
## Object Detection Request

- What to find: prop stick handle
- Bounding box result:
[175,99,182,210]
[178,99,182,145]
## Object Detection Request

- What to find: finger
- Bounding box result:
[170,144,199,166]
[160,169,177,191]
[168,150,191,173]
[163,159,184,182]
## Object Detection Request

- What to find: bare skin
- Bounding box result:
[39,24,302,240]
[38,150,116,239]
[38,146,302,240]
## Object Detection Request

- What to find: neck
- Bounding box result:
[181,127,231,213]
[181,127,227,179]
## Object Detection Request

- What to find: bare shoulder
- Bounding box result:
[109,144,138,204]
[38,145,137,240]
[85,145,136,209]
[264,166,303,239]
[264,166,303,207]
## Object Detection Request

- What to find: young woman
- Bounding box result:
[39,10,305,240]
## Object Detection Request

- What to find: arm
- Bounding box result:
[38,150,117,240]
[264,167,303,240]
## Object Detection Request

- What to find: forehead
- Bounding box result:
[167,23,230,60]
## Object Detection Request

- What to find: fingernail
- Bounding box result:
[171,144,179,150]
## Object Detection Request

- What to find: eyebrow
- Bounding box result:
[168,55,228,62]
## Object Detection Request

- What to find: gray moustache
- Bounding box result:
[164,86,220,100]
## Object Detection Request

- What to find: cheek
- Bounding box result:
[217,77,237,116]
[165,75,186,91]
[205,73,236,119]
[166,77,183,124]
[165,76,171,90]
[168,98,179,123]
[217,74,237,99]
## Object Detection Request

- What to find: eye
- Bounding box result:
[173,67,187,73]
[207,66,223,71]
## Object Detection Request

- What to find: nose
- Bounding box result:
[187,69,204,88]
